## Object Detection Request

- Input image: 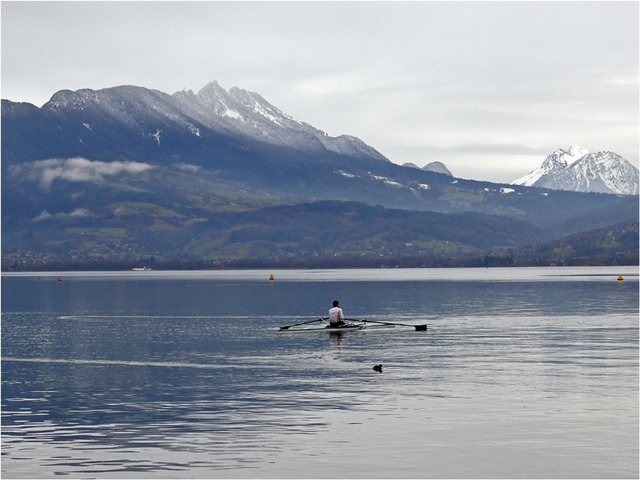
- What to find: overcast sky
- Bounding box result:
[2,1,638,183]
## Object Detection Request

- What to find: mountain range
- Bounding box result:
[1,81,638,269]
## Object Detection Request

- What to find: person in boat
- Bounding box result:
[328,300,346,328]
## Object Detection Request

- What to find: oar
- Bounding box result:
[346,318,427,331]
[279,317,328,330]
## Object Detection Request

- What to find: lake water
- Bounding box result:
[2,266,638,479]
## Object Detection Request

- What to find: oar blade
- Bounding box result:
[414,324,427,331]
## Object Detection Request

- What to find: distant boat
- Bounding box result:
[132,266,152,271]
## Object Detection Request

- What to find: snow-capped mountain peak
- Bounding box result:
[513,145,591,187]
[512,145,638,195]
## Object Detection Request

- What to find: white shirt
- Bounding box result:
[329,306,344,324]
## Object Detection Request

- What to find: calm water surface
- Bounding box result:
[2,267,638,478]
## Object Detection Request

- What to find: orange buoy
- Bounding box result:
[269,274,275,281]
[617,275,624,281]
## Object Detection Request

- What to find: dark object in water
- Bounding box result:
[373,364,383,372]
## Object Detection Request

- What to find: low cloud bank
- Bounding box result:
[9,157,153,189]
[33,208,92,222]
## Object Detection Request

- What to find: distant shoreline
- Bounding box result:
[3,260,638,275]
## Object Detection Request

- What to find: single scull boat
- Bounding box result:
[278,317,427,332]
[278,320,394,333]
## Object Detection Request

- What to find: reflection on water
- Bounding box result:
[2,267,638,478]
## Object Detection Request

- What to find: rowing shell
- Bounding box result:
[278,322,394,333]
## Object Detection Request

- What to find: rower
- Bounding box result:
[328,300,346,328]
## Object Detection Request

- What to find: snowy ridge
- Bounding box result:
[42,81,389,163]
[174,81,389,161]
[47,86,206,142]
[512,145,638,195]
